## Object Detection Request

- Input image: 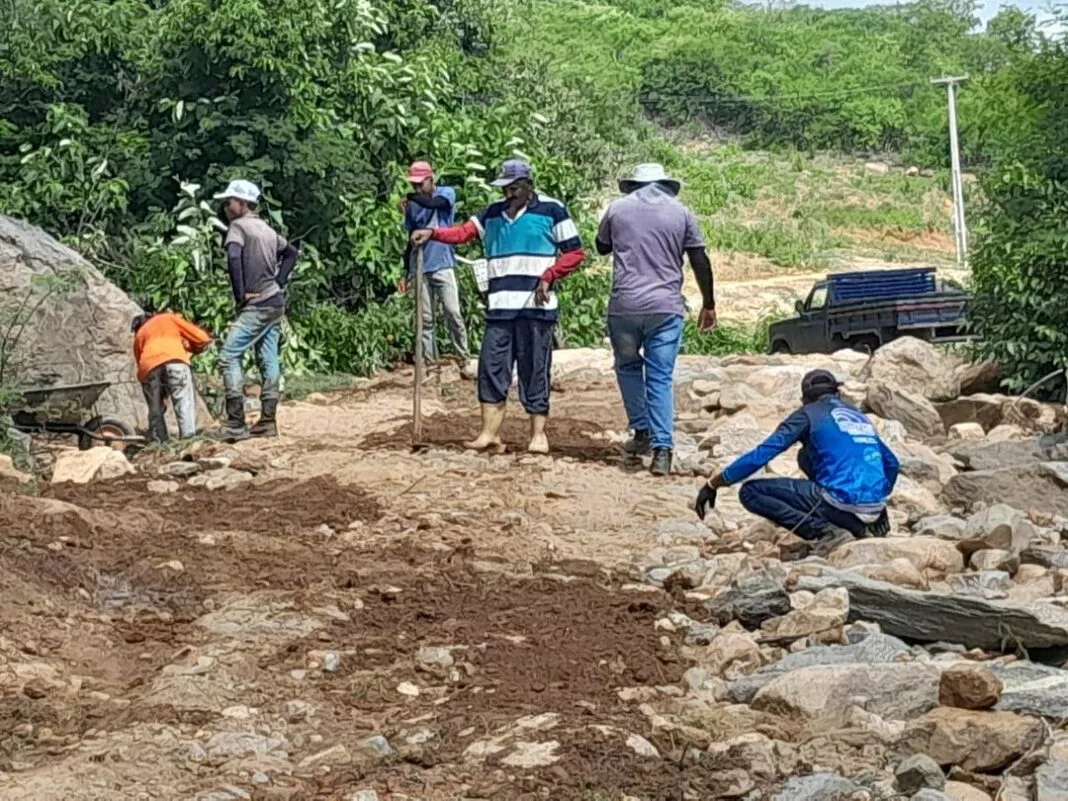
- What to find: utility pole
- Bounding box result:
[931,75,969,268]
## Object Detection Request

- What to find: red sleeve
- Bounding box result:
[540,248,585,283]
[430,220,479,245]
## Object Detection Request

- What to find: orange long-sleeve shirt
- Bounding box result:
[133,313,213,382]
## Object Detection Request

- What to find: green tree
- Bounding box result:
[970,28,1068,393]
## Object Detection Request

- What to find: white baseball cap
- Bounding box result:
[213,179,261,204]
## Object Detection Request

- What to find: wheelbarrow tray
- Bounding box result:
[10,381,143,451]
[16,382,111,424]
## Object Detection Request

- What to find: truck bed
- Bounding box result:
[827,267,937,305]
[826,293,970,341]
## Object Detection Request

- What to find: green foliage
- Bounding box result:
[682,315,776,357]
[0,0,626,376]
[516,0,1044,162]
[970,28,1068,394]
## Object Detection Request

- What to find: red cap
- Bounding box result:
[407,161,433,183]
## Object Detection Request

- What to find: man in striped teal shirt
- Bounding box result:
[411,159,585,454]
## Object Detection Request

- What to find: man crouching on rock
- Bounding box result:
[694,370,899,557]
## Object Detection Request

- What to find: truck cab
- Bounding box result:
[767,267,973,355]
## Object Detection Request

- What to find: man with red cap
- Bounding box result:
[400,161,473,377]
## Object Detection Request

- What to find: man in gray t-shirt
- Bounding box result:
[214,179,300,440]
[596,163,717,476]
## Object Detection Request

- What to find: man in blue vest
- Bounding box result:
[411,159,584,454]
[399,161,473,377]
[694,370,898,554]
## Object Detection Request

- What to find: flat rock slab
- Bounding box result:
[797,569,1068,651]
[946,435,1068,471]
[993,662,1068,721]
[943,462,1068,516]
[757,633,910,674]
[752,662,940,724]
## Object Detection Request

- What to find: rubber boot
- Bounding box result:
[528,414,549,454]
[250,397,279,438]
[650,447,673,476]
[624,429,651,456]
[215,396,249,441]
[465,403,506,453]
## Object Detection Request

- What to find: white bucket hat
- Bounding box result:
[213,179,261,204]
[619,163,681,196]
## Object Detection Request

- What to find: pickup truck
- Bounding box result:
[766,267,973,355]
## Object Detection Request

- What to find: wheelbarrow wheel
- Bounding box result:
[78,416,135,452]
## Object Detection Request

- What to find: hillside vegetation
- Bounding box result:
[0,0,1063,389]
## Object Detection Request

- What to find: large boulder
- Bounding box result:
[751,662,940,725]
[0,215,212,432]
[867,381,946,439]
[863,337,961,402]
[829,537,964,578]
[943,463,1068,516]
[959,505,1035,555]
[946,434,1068,472]
[51,448,133,483]
[956,359,1002,395]
[937,394,1006,432]
[903,707,1044,772]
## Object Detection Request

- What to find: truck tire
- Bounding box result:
[847,335,880,355]
[770,339,791,355]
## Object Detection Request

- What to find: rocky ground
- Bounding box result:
[4,337,1068,801]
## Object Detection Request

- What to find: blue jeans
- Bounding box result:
[738,478,869,541]
[608,314,684,450]
[220,305,284,401]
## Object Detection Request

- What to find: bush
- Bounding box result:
[970,36,1068,395]
[0,0,627,377]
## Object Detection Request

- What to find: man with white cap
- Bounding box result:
[399,161,472,376]
[411,159,584,453]
[597,163,717,476]
[213,179,300,440]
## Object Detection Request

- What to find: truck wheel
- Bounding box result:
[770,340,791,355]
[847,335,880,356]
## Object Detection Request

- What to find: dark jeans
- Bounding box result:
[738,478,869,541]
[142,365,169,443]
[478,317,555,414]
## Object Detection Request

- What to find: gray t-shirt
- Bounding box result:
[225,215,289,304]
[598,184,705,316]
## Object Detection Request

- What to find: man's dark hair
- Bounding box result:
[801,369,840,404]
[131,312,154,333]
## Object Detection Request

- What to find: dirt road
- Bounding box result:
[1,354,784,801]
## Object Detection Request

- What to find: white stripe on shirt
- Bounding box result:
[486,254,555,281]
[552,218,579,244]
[488,289,559,312]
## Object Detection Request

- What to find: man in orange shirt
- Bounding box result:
[132,310,213,443]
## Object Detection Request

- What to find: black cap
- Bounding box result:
[801,369,840,403]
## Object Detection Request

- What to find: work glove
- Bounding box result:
[693,484,718,521]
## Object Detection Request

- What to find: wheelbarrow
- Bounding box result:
[10,382,145,452]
